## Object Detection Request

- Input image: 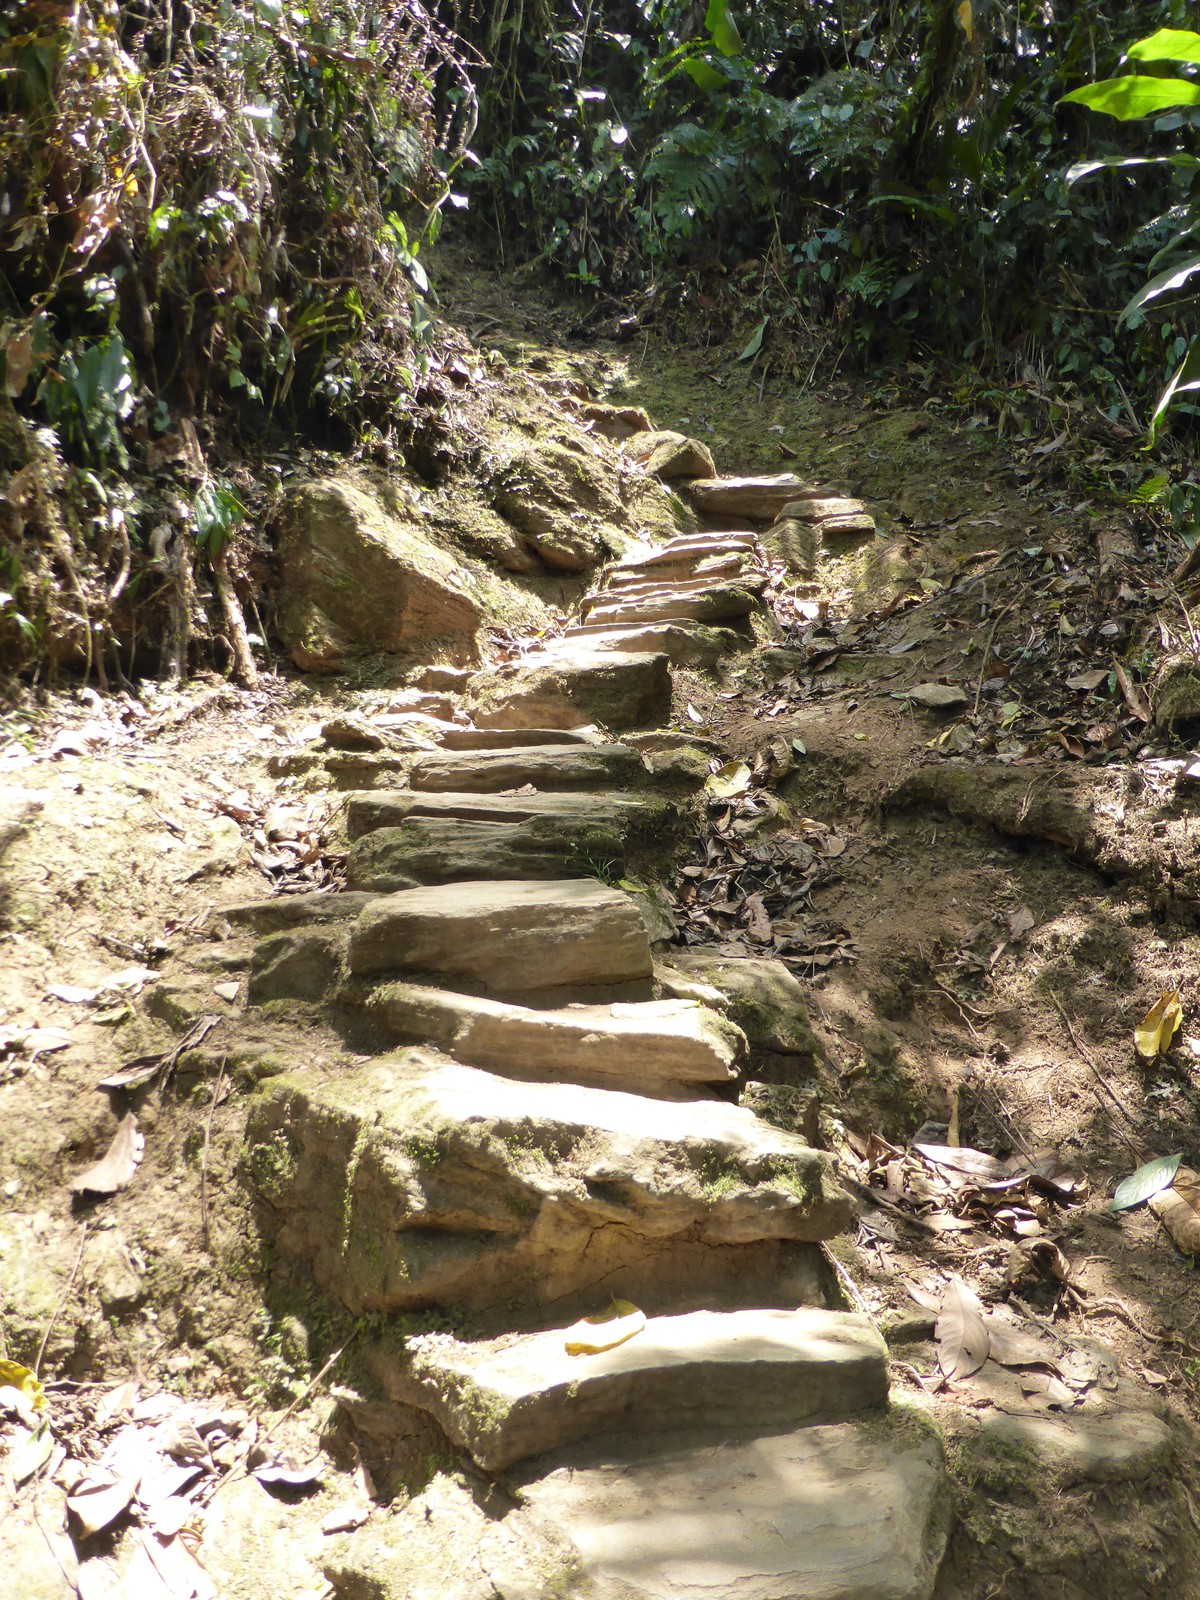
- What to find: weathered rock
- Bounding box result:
[347,879,653,994]
[777,494,870,526]
[320,714,392,752]
[407,664,476,693]
[688,475,827,521]
[248,928,342,1003]
[579,402,652,439]
[906,682,969,711]
[344,789,665,840]
[407,743,645,794]
[977,1407,1172,1486]
[243,1050,855,1319]
[513,1414,950,1600]
[276,477,482,671]
[761,518,818,577]
[467,649,672,732]
[582,585,760,629]
[585,569,766,606]
[85,1228,146,1314]
[1152,652,1200,730]
[611,556,752,595]
[554,622,737,668]
[489,439,623,572]
[817,510,877,547]
[390,1308,887,1471]
[436,725,603,750]
[364,985,744,1093]
[623,429,717,481]
[346,815,625,890]
[662,953,823,1069]
[221,890,375,934]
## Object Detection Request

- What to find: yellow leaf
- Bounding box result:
[957,1,973,42]
[0,1360,46,1414]
[1134,989,1182,1061]
[705,760,752,801]
[564,1299,647,1357]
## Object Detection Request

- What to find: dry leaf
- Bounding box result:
[71,1114,145,1195]
[67,1472,138,1538]
[0,1359,46,1416]
[1150,1165,1200,1254]
[705,760,752,800]
[1134,990,1182,1061]
[321,1502,372,1534]
[936,1276,989,1380]
[564,1299,647,1357]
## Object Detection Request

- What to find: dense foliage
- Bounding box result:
[449,0,1200,418]
[0,0,475,680]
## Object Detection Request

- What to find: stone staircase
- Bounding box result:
[225,471,952,1598]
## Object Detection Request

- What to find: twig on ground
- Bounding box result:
[200,1054,229,1251]
[34,1221,88,1378]
[1049,992,1145,1161]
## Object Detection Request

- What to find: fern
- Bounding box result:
[644,123,746,238]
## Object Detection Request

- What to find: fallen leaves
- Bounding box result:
[564,1299,647,1357]
[1149,1165,1200,1255]
[936,1277,989,1380]
[1134,989,1182,1061]
[70,1114,145,1195]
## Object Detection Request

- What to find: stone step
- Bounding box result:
[436,725,602,750]
[512,1414,950,1600]
[583,586,760,629]
[346,815,626,891]
[244,1050,855,1320]
[222,889,376,935]
[604,553,749,588]
[386,1307,887,1471]
[363,985,744,1093]
[651,530,760,556]
[688,474,832,521]
[582,572,767,612]
[774,494,870,527]
[467,649,671,732]
[407,743,645,794]
[553,622,736,668]
[347,878,654,994]
[344,788,665,841]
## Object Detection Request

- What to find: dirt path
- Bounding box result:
[4,271,1200,1597]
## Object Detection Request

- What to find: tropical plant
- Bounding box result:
[1063,27,1200,443]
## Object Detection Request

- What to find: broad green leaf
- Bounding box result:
[1110,1152,1183,1212]
[1066,154,1200,184]
[1120,254,1200,321]
[564,1299,646,1356]
[1149,340,1200,446]
[705,0,742,56]
[683,56,726,91]
[1061,75,1200,120]
[737,317,768,362]
[1127,28,1200,66]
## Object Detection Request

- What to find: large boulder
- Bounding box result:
[488,438,626,572]
[276,476,483,672]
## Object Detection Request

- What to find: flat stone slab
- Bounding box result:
[553,622,736,668]
[392,1308,888,1470]
[515,1414,950,1600]
[688,474,831,521]
[584,586,760,629]
[344,789,664,840]
[583,573,767,611]
[662,952,823,1065]
[365,985,744,1092]
[436,726,602,750]
[979,1408,1173,1486]
[407,743,645,793]
[221,889,375,934]
[346,815,627,891]
[244,1051,855,1318]
[605,553,749,589]
[348,878,653,993]
[468,649,671,732]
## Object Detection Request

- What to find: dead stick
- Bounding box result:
[1049,992,1145,1160]
[199,1053,229,1251]
[34,1221,88,1378]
